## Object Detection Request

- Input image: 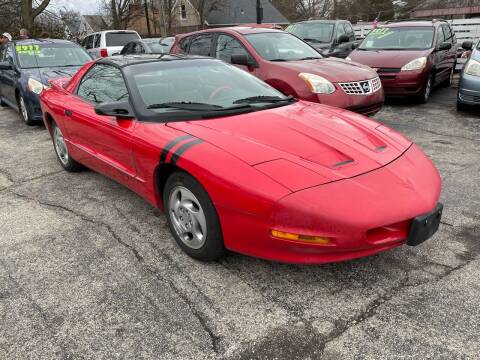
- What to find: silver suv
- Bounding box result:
[81,30,140,58]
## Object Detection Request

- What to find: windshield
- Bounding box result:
[106,32,140,47]
[16,44,91,69]
[286,23,335,43]
[245,32,322,61]
[359,27,434,50]
[128,60,291,117]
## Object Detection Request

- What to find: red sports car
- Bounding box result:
[40,55,443,264]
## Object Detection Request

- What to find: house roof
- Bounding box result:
[83,15,109,32]
[64,18,81,35]
[414,0,480,10]
[205,0,289,26]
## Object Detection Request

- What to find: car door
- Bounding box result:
[434,25,448,83]
[214,33,258,75]
[92,34,101,58]
[65,63,137,186]
[0,44,18,106]
[442,24,457,74]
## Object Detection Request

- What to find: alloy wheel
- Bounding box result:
[53,126,69,166]
[168,186,207,250]
[19,96,29,122]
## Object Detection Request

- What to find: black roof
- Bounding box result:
[13,39,78,46]
[99,54,215,68]
[205,0,288,26]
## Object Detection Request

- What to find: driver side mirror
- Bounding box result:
[0,61,13,70]
[438,42,452,51]
[462,41,473,51]
[231,54,257,68]
[95,101,134,119]
[337,35,350,44]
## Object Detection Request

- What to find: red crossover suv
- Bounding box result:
[171,27,384,116]
[348,19,458,103]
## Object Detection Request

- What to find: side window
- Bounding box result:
[94,34,101,48]
[0,46,6,61]
[344,23,354,37]
[443,24,453,43]
[336,23,346,40]
[436,26,445,46]
[179,37,191,53]
[215,34,249,63]
[5,45,14,65]
[77,64,129,104]
[189,34,213,56]
[85,35,94,50]
[134,43,145,54]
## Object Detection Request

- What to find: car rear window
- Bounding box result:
[106,32,140,47]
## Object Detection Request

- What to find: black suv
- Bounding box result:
[286,20,359,58]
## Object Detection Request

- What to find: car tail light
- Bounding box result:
[100,48,108,57]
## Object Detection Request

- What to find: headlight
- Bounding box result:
[401,57,427,71]
[464,58,480,76]
[28,78,47,94]
[299,73,336,94]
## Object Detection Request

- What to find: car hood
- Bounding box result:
[167,102,412,191]
[23,66,81,86]
[272,57,377,82]
[349,49,432,68]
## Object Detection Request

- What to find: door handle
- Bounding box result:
[65,109,73,117]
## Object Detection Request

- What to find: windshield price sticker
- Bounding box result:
[369,28,393,39]
[16,45,41,55]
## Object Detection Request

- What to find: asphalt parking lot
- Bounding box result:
[0,86,479,359]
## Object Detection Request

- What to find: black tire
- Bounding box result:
[417,73,433,104]
[163,171,225,261]
[51,122,83,172]
[441,65,455,88]
[17,93,36,126]
[456,101,469,112]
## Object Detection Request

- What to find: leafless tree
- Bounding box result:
[21,0,52,30]
[101,0,142,29]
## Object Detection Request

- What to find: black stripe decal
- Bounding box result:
[160,135,193,163]
[170,139,204,166]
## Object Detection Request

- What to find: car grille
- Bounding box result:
[459,92,480,103]
[339,77,382,95]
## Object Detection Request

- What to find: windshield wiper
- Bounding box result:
[303,38,322,43]
[147,102,224,111]
[297,56,322,60]
[233,95,294,105]
[269,58,288,62]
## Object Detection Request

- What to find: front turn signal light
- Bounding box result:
[271,230,332,245]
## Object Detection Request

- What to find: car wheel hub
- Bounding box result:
[19,97,28,121]
[53,126,69,165]
[168,186,207,249]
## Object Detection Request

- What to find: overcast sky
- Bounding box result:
[54,0,101,15]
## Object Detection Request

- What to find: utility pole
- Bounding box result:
[144,0,151,37]
[256,0,263,24]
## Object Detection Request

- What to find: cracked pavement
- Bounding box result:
[0,87,479,359]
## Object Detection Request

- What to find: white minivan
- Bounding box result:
[81,30,140,58]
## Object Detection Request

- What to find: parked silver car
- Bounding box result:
[457,40,480,111]
[81,30,140,58]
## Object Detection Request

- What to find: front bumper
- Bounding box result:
[24,91,43,121]
[378,69,429,96]
[315,84,385,116]
[458,73,480,105]
[221,144,441,264]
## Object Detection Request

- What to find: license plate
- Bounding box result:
[407,203,443,246]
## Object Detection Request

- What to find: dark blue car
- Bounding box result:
[0,39,91,125]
